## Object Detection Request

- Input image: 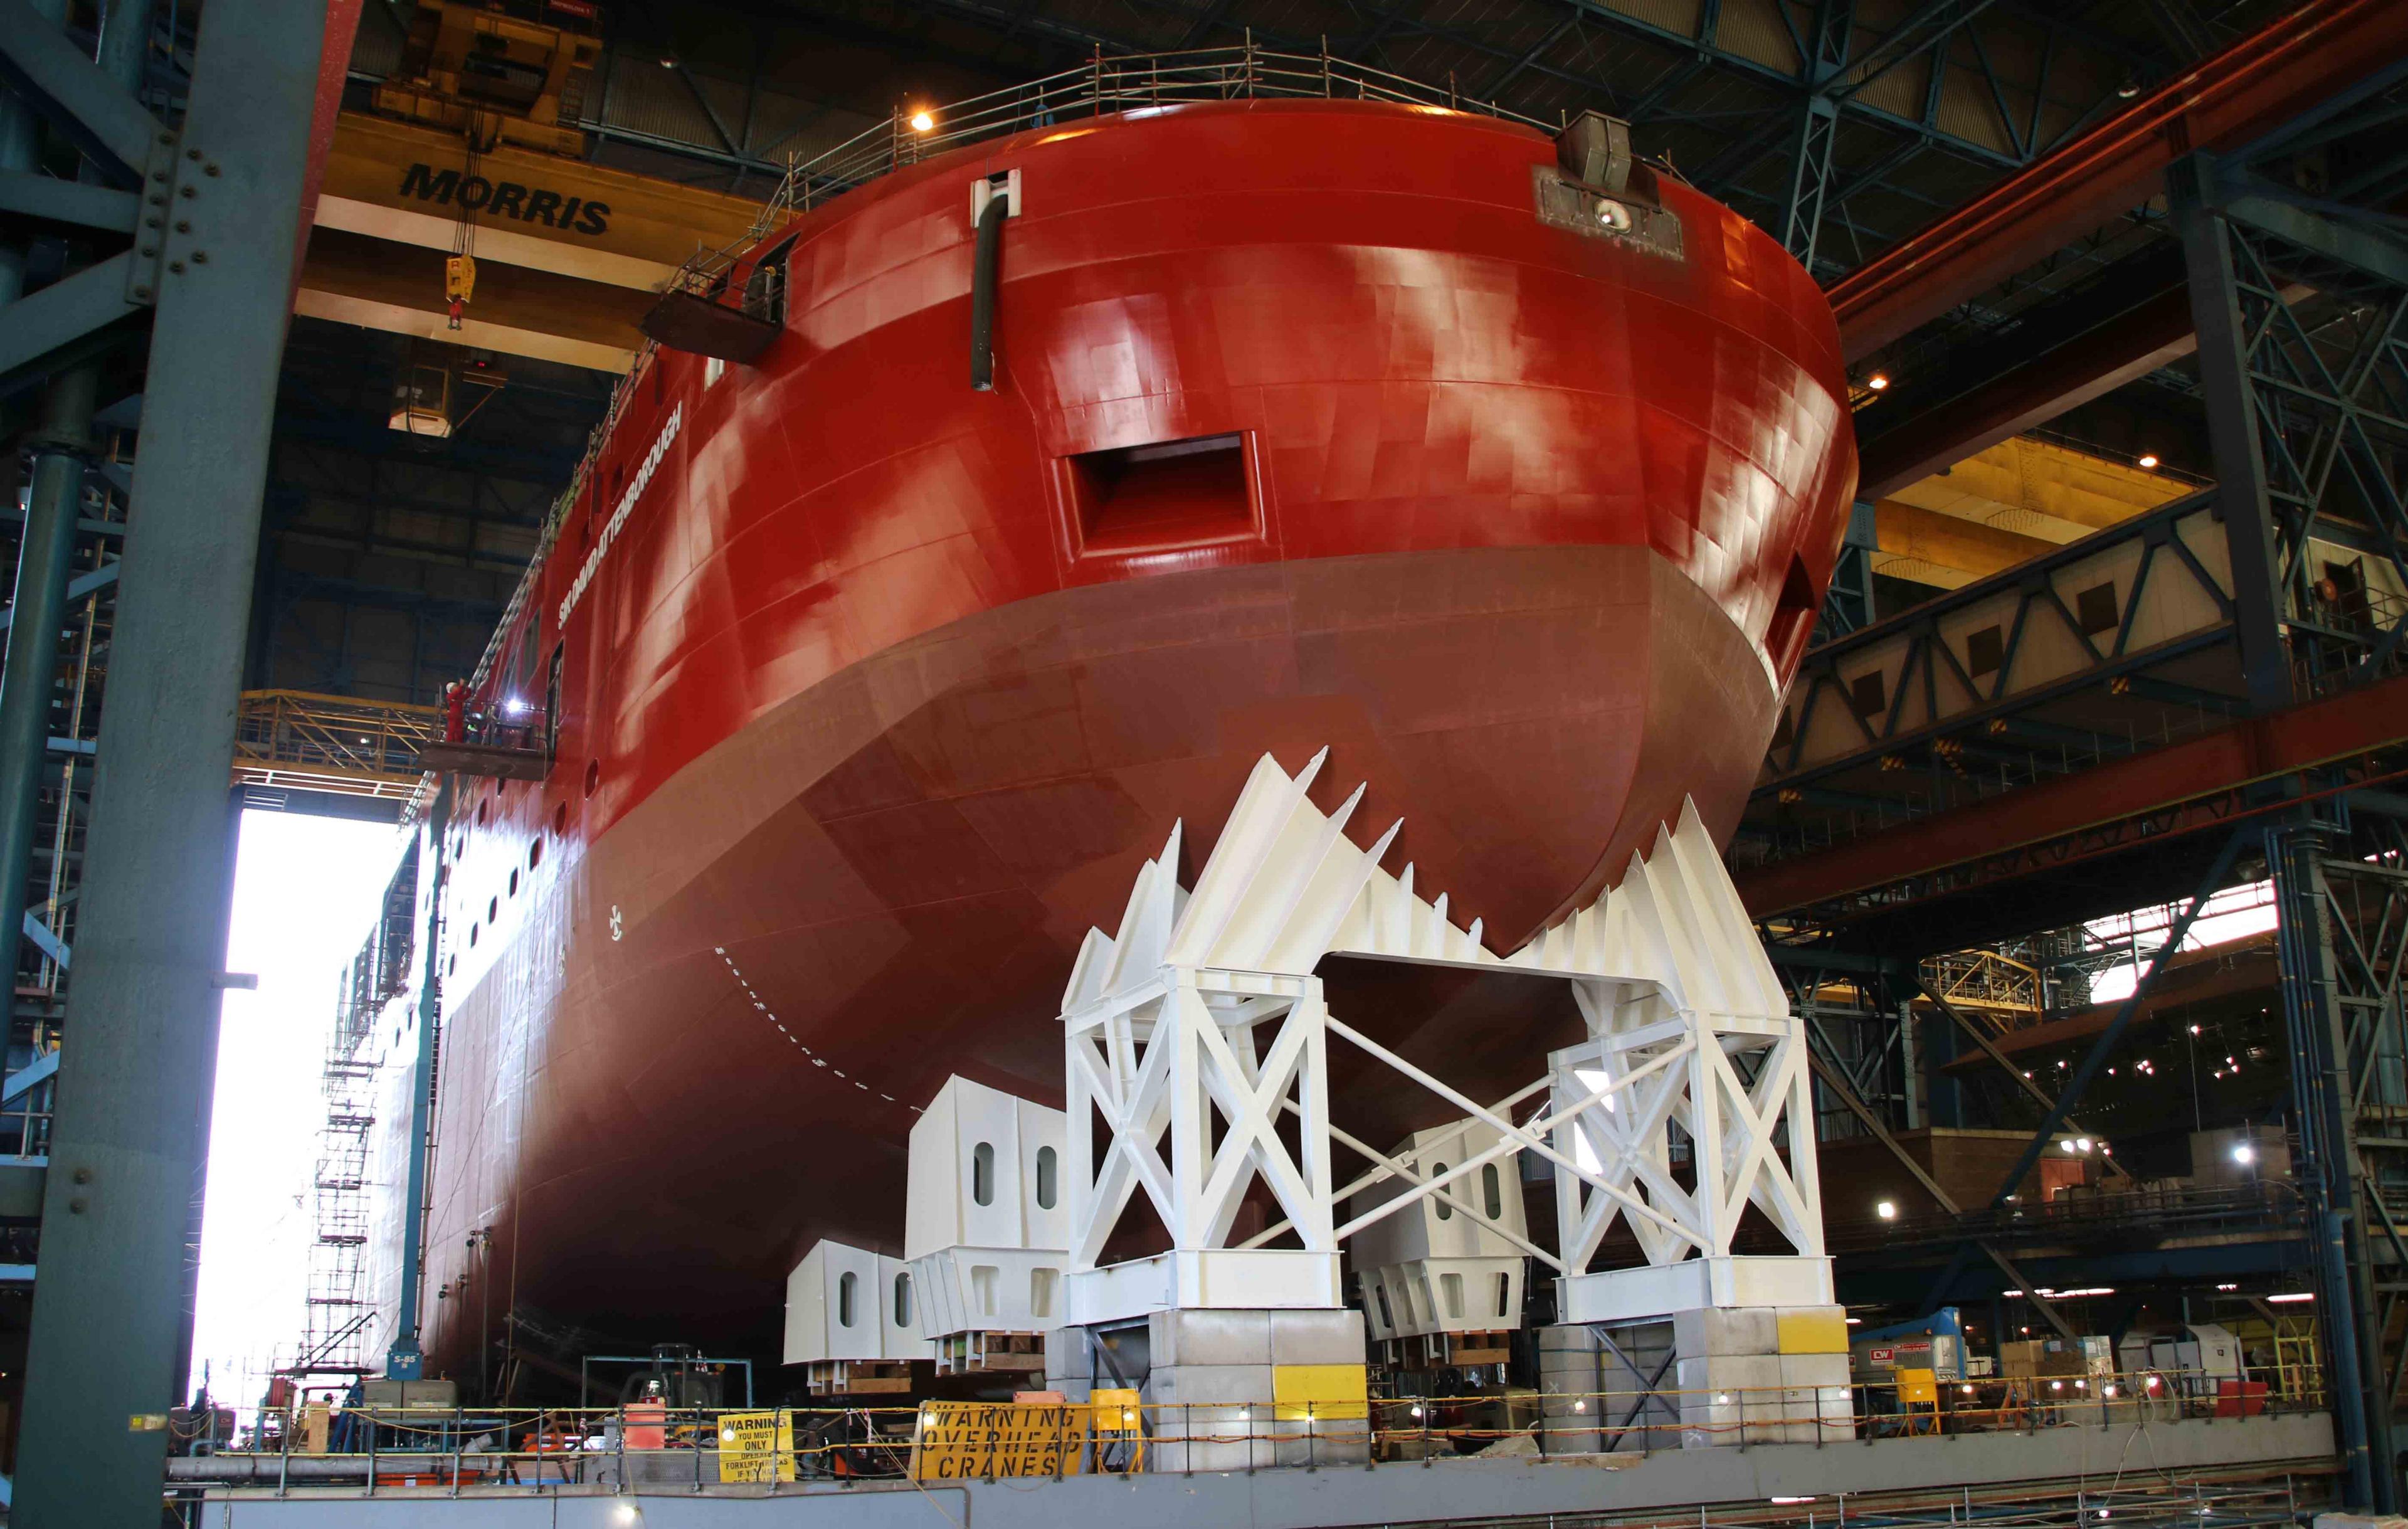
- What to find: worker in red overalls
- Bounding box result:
[443,681,467,744]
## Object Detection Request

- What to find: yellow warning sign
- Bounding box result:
[715,1409,796,1483]
[910,1401,1085,1481]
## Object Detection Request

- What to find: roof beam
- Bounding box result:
[1827,0,2408,359]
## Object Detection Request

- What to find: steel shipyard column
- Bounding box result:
[0,373,94,988]
[8,0,329,1520]
[2171,157,2293,714]
[0,0,150,1045]
[2271,813,2406,1511]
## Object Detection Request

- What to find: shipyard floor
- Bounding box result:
[189,1411,2332,1527]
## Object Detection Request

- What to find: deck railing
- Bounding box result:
[166,1365,2325,1495]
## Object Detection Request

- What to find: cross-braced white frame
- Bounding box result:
[1059,749,1824,1316]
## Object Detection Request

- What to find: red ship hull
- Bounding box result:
[409,98,1856,1371]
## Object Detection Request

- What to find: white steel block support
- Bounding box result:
[1054,749,1834,1340]
[1065,962,1341,1323]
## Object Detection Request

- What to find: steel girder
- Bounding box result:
[0,0,341,1521]
[2270,805,2408,1508]
[1777,0,1852,278]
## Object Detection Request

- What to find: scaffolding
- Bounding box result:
[293,843,418,1380]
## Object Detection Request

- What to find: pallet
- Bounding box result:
[1384,1330,1514,1369]
[932,1331,1045,1377]
[803,1359,914,1397]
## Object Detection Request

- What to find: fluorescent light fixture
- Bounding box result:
[2268,1292,2315,1304]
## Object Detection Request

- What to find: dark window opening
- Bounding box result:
[1065,434,1255,556]
[2322,559,2370,623]
[1967,623,2005,679]
[2074,581,2119,636]
[1847,671,1886,719]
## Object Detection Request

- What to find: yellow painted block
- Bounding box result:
[1092,1387,1143,1434]
[1777,1309,1849,1355]
[1272,1363,1368,1422]
[1897,1367,1938,1405]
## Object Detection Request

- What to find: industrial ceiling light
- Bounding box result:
[2137,453,2160,469]
[2076,1137,2092,1152]
[909,110,936,133]
[2232,1143,2256,1164]
[1866,373,1890,391]
[1876,1200,1897,1219]
[658,54,676,68]
[2267,1292,2314,1303]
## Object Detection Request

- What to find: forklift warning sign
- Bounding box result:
[911,1402,1085,1480]
[715,1410,796,1483]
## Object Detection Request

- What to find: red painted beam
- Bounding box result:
[1827,0,2408,362]
[1737,672,2408,916]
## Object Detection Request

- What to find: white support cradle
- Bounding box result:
[1348,1119,1529,1345]
[1057,748,1830,1330]
[904,1076,1071,1363]
[783,1240,930,1392]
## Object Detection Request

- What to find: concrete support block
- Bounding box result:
[1151,1363,1272,1407]
[1672,1307,1776,1358]
[1044,1326,1094,1387]
[1267,1308,1367,1365]
[1778,1352,1850,1389]
[1675,1353,1780,1394]
[1816,1384,1855,1436]
[1150,1308,1270,1368]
